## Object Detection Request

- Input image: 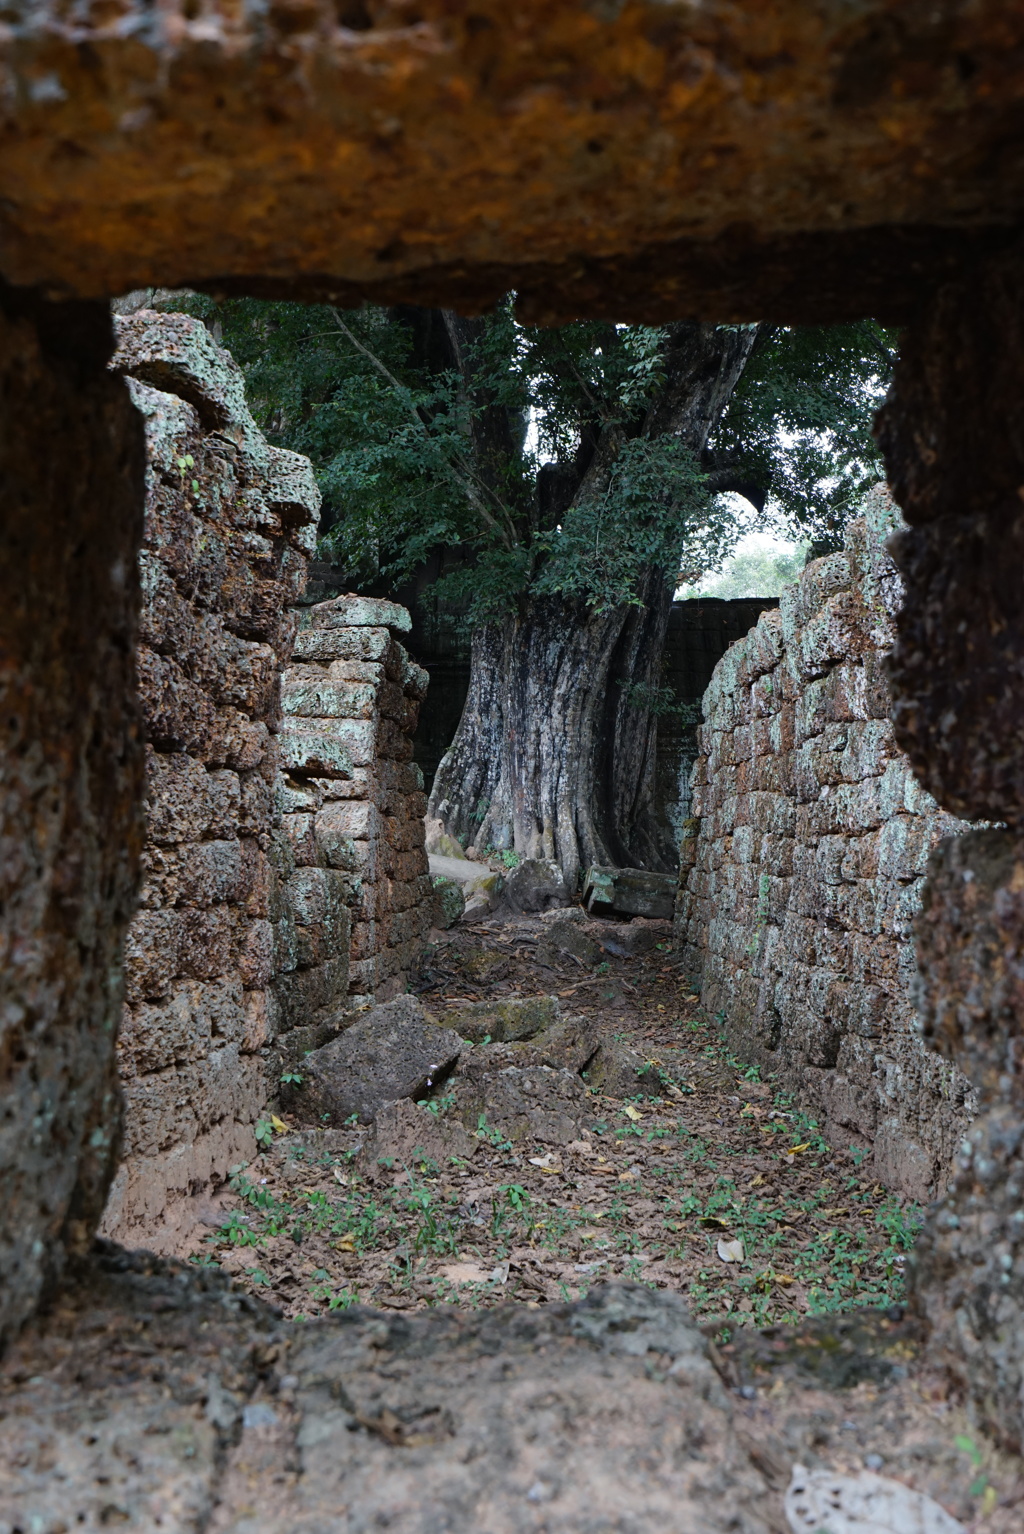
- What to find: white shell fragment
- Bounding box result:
[716,1236,744,1263]
[784,1464,966,1534]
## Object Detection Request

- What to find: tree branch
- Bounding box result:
[328,307,514,548]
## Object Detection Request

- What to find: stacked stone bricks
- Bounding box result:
[281,595,432,1003]
[676,486,975,1199]
[101,310,322,1243]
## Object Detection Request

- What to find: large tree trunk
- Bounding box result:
[429,320,760,885]
[428,578,674,892]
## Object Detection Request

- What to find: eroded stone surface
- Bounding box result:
[876,238,1024,826]
[1,5,1024,323]
[101,311,323,1250]
[677,487,974,1199]
[910,831,1024,1450]
[0,285,145,1343]
[0,1244,279,1530]
[284,595,432,1002]
[4,1255,1016,1533]
[873,244,1024,1451]
[293,996,465,1125]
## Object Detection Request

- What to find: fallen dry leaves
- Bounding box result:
[199,917,923,1330]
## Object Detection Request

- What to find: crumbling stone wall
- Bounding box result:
[281,596,432,1006]
[100,310,323,1244]
[677,487,974,1200]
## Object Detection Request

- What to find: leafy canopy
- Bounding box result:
[182,296,895,618]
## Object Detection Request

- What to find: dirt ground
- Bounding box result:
[199,913,922,1330]
[169,913,1024,1527]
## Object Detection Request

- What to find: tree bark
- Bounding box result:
[429,596,630,894]
[429,321,759,884]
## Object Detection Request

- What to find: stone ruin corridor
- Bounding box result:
[3,2,1024,1528]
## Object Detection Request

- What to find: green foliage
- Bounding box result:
[684,541,809,599]
[172,294,892,621]
[709,321,897,549]
[531,435,727,611]
[618,679,700,722]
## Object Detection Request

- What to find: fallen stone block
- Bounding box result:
[459,1023,599,1077]
[427,853,505,918]
[446,994,559,1044]
[462,871,505,920]
[592,918,673,958]
[504,857,571,913]
[454,1051,589,1145]
[359,1098,477,1179]
[583,865,677,920]
[530,1014,601,1074]
[291,995,465,1124]
[430,874,465,930]
[585,1038,664,1099]
[537,916,602,968]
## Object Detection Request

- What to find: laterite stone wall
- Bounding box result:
[676,486,975,1200]
[101,311,325,1244]
[281,596,432,1006]
[96,316,433,1245]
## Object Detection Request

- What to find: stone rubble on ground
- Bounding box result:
[444,994,560,1044]
[537,917,603,968]
[585,1036,665,1098]
[359,1097,478,1177]
[289,995,465,1125]
[451,1052,590,1145]
[593,918,674,958]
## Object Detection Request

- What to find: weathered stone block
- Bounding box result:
[291,625,392,664]
[448,995,560,1045]
[583,865,676,920]
[278,723,354,779]
[311,594,412,634]
[281,677,379,720]
[294,996,464,1125]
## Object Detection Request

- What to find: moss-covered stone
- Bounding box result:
[447,995,560,1045]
